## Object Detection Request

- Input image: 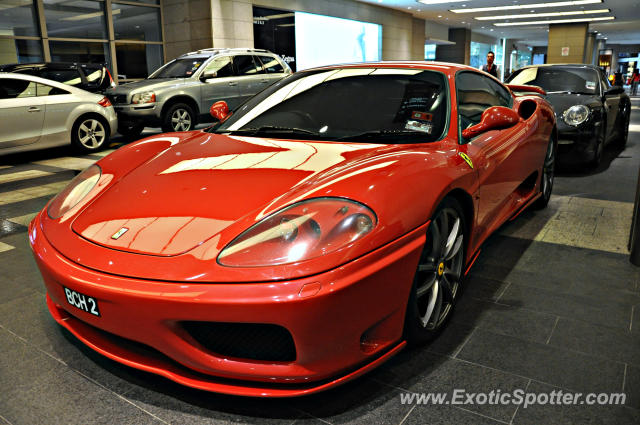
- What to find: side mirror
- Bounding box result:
[210,100,231,122]
[461,106,520,139]
[200,70,217,81]
[605,86,624,95]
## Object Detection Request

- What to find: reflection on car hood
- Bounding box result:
[106,78,188,95]
[72,133,385,256]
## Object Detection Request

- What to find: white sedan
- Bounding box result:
[0,72,118,155]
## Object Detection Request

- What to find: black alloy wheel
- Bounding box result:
[533,136,556,209]
[404,197,466,344]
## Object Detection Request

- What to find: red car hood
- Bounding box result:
[72,133,384,256]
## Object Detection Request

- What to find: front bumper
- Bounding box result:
[556,118,602,157]
[112,103,162,127]
[29,211,425,397]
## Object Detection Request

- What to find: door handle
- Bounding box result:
[28,106,41,112]
[260,79,269,83]
[228,82,238,86]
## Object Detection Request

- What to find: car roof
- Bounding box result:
[178,48,273,58]
[0,62,106,70]
[304,61,486,76]
[517,63,599,70]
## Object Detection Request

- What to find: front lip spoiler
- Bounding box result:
[46,294,407,398]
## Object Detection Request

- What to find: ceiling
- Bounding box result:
[355,0,640,46]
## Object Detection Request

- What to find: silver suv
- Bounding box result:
[105,48,291,138]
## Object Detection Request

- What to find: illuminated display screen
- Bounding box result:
[294,12,381,70]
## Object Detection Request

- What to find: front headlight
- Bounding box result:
[47,165,101,219]
[131,91,156,104]
[218,198,377,267]
[562,105,590,126]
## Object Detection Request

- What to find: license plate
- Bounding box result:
[63,287,100,317]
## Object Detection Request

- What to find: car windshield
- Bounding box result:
[149,59,205,79]
[507,67,599,95]
[210,68,448,143]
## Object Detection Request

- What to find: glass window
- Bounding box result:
[115,43,163,79]
[507,67,600,95]
[112,3,161,41]
[212,68,448,143]
[425,44,436,61]
[36,83,69,96]
[0,39,43,64]
[49,40,110,64]
[202,56,234,78]
[0,78,36,99]
[43,0,107,39]
[234,55,262,76]
[457,72,512,129]
[0,0,39,37]
[150,58,204,79]
[256,55,284,74]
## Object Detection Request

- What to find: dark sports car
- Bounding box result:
[507,64,630,167]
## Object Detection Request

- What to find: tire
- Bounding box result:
[404,197,466,345]
[118,123,144,140]
[616,110,630,148]
[162,103,196,133]
[533,136,556,209]
[71,115,110,153]
[586,123,605,169]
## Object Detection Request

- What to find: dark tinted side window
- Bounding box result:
[233,55,262,76]
[39,69,82,86]
[256,55,284,73]
[457,72,512,130]
[0,78,36,99]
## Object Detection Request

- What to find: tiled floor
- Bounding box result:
[1,105,640,424]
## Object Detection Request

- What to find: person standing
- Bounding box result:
[481,51,499,79]
[632,68,639,96]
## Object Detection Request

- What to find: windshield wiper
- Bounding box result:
[337,130,429,143]
[219,126,320,137]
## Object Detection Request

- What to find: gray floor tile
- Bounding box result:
[499,283,633,331]
[0,329,165,425]
[461,275,510,302]
[626,364,640,410]
[370,350,528,423]
[512,381,639,425]
[403,405,505,425]
[452,296,557,344]
[548,317,640,366]
[457,329,626,394]
[122,379,305,425]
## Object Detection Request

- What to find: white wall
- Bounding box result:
[210,0,424,60]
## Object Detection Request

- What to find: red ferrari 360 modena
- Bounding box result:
[30,62,556,397]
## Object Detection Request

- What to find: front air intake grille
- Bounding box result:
[107,94,127,105]
[182,322,296,362]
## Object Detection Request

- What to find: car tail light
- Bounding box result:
[98,97,112,107]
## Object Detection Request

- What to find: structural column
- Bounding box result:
[435,28,470,65]
[547,22,589,64]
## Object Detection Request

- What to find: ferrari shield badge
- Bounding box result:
[111,227,129,240]
[459,152,474,169]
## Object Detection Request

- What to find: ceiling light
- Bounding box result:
[494,16,614,26]
[475,9,609,20]
[451,0,602,13]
